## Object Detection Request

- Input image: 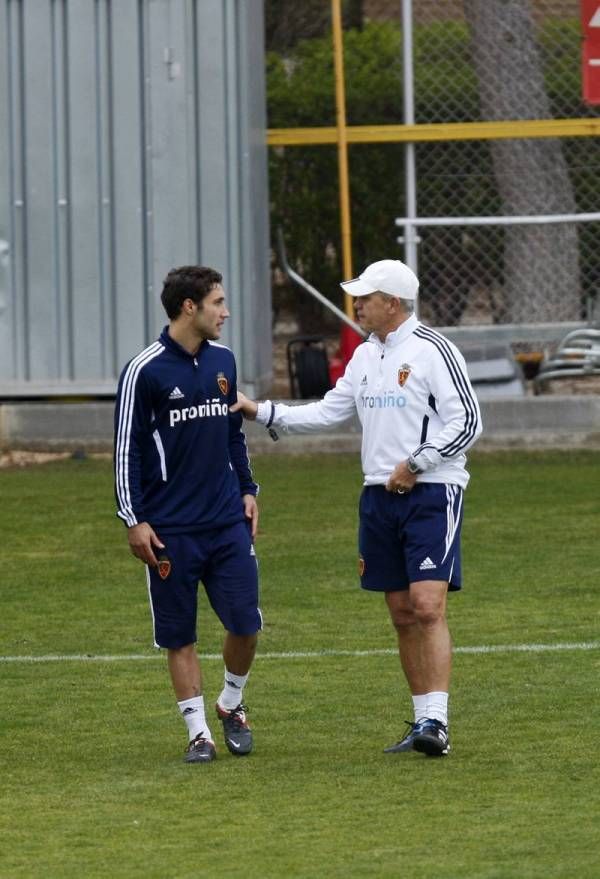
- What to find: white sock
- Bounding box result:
[178,696,212,742]
[412,694,428,723]
[425,691,449,725]
[218,669,249,711]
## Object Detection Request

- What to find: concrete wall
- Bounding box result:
[1,397,599,453]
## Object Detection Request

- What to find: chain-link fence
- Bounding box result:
[267,0,600,338]
[396,0,600,330]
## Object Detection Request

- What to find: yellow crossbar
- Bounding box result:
[267,118,600,146]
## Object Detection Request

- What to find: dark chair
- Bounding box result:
[287,336,332,399]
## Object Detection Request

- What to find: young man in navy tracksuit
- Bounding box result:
[114,265,261,763]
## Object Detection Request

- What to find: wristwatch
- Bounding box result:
[406,455,423,475]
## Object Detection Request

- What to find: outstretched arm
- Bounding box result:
[231,363,357,435]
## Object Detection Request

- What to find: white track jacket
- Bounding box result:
[257,315,482,489]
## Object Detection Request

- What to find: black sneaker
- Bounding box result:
[184,733,217,764]
[412,718,450,757]
[383,720,423,754]
[216,702,253,756]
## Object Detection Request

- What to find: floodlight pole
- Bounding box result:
[331,0,354,319]
[401,0,419,285]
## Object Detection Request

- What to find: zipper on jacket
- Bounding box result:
[375,346,385,388]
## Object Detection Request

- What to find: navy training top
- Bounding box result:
[114,327,257,534]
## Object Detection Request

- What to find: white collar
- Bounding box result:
[369,313,419,349]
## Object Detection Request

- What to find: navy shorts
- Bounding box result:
[146,521,261,649]
[358,483,463,592]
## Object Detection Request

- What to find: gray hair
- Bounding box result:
[376,291,415,314]
[380,293,414,314]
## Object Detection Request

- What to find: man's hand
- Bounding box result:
[230,391,258,420]
[385,461,418,495]
[243,494,259,539]
[127,522,165,567]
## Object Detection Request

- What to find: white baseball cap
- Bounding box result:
[340,259,419,299]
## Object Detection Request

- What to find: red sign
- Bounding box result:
[582,1,600,104]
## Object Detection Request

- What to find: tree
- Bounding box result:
[463,0,581,322]
[265,0,363,53]
[267,23,404,330]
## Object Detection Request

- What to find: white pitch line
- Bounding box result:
[0,641,599,663]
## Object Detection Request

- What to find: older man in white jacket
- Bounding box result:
[233,259,482,757]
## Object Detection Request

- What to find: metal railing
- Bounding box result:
[276,229,366,338]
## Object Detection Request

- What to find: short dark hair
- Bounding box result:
[160,266,223,319]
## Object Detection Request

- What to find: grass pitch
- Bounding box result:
[1,451,599,878]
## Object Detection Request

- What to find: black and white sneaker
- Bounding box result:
[383,720,423,754]
[216,702,253,756]
[184,733,217,764]
[412,718,450,757]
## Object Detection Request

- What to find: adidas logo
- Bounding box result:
[360,375,368,385]
[419,557,437,570]
[169,386,185,399]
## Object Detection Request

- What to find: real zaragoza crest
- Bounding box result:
[217,372,229,395]
[397,364,412,387]
[157,555,171,580]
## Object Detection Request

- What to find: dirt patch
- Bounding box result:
[0,450,112,469]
